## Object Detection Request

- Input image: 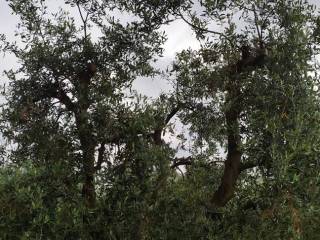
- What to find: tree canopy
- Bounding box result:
[1,0,320,239]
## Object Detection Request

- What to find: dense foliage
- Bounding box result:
[1,0,320,239]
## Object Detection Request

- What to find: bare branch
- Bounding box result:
[171,156,193,169]
[176,166,185,179]
[154,104,181,145]
[76,2,89,39]
[95,141,106,171]
[165,105,180,125]
[55,88,76,112]
[178,12,237,48]
[33,84,76,112]
[253,5,262,41]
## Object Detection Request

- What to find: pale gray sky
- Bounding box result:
[1,0,320,96]
[0,0,200,98]
[0,0,200,158]
[1,0,319,159]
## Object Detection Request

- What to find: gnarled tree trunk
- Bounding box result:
[77,63,97,208]
[212,46,267,207]
[212,83,242,207]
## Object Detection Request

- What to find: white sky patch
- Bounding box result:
[161,19,200,58]
[2,0,320,163]
[132,20,200,97]
[0,1,19,85]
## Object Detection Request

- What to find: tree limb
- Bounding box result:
[32,83,76,112]
[55,88,76,112]
[165,105,180,125]
[170,156,193,169]
[178,12,237,48]
[211,43,267,207]
[239,161,259,172]
[76,2,89,39]
[153,104,181,145]
[95,141,106,171]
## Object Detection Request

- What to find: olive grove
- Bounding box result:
[0,0,320,239]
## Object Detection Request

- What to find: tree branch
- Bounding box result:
[239,161,260,172]
[32,83,76,112]
[178,12,236,48]
[95,141,106,171]
[211,42,268,207]
[153,104,181,145]
[56,88,76,112]
[253,5,263,41]
[76,2,88,39]
[165,105,180,125]
[170,156,193,169]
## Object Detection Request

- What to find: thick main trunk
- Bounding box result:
[77,64,97,208]
[212,108,242,206]
[212,80,242,207]
[77,106,96,208]
[211,44,267,207]
[81,140,96,208]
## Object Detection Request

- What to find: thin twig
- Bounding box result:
[253,5,262,41]
[178,12,236,48]
[95,141,106,171]
[76,3,88,39]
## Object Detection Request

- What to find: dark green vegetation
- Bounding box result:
[1,0,320,239]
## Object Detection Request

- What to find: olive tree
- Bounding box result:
[1,0,320,239]
[0,0,170,208]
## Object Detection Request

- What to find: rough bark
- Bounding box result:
[212,90,242,206]
[136,106,180,239]
[211,46,267,207]
[77,63,97,208]
[80,137,96,208]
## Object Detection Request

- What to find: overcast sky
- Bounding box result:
[1,0,319,157]
[1,0,319,96]
[0,0,202,98]
[0,0,202,157]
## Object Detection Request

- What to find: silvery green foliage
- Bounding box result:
[0,0,320,239]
